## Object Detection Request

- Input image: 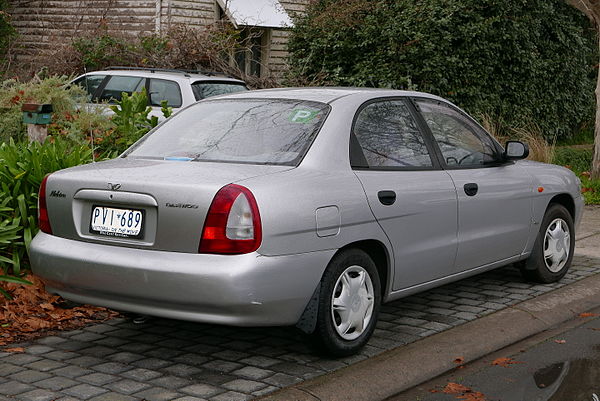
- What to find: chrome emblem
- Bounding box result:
[107,183,122,191]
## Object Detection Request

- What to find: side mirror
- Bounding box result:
[504,140,529,161]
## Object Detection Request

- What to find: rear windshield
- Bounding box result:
[126,99,330,166]
[192,82,248,100]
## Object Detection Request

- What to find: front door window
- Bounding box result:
[415,100,499,167]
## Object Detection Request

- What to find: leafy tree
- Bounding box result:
[288,0,598,141]
[569,0,600,179]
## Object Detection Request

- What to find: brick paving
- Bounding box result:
[1,254,599,401]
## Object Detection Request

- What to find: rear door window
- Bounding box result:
[149,79,182,108]
[98,76,146,103]
[192,82,248,100]
[352,100,434,169]
[72,75,106,100]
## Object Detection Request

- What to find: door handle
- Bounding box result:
[378,190,396,205]
[464,183,478,196]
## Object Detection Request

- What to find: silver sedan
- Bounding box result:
[31,88,584,356]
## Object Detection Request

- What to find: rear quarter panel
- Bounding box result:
[241,168,391,259]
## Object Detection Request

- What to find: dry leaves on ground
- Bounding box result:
[3,347,25,352]
[0,274,119,346]
[578,312,599,318]
[454,356,465,364]
[491,357,522,367]
[554,339,567,344]
[441,382,487,401]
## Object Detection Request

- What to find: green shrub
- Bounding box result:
[580,175,600,205]
[101,90,171,154]
[0,138,93,278]
[0,76,114,145]
[552,146,593,173]
[72,35,132,71]
[288,0,598,139]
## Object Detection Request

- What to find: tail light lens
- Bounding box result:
[38,174,52,234]
[199,184,262,254]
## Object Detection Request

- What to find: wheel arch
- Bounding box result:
[548,193,575,220]
[335,239,392,300]
[295,239,392,334]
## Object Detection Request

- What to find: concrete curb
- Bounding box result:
[258,271,600,401]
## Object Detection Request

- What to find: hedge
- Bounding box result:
[288,0,598,139]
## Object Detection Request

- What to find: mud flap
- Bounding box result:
[295,284,320,334]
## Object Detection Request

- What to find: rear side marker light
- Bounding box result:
[199,184,262,254]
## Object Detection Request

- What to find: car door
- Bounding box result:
[97,75,147,104]
[147,78,183,121]
[72,74,108,101]
[351,98,459,290]
[413,98,533,272]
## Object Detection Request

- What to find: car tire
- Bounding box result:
[520,203,574,283]
[313,249,381,357]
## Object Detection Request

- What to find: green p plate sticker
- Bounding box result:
[289,109,319,123]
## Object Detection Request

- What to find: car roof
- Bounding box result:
[220,87,447,104]
[86,69,246,84]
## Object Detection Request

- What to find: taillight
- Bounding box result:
[38,174,52,234]
[199,184,262,254]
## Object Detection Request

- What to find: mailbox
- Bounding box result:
[22,103,53,125]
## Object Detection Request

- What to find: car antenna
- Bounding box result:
[82,64,96,163]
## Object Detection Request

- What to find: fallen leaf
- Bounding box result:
[442,382,487,401]
[0,272,119,346]
[39,303,55,310]
[578,312,599,318]
[460,393,487,401]
[3,347,24,352]
[443,382,472,394]
[491,357,522,367]
[454,356,465,364]
[589,328,600,331]
[554,339,566,344]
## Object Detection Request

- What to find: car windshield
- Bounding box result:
[126,99,330,166]
[192,82,248,100]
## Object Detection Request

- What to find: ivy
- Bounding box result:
[288,0,598,139]
[0,0,15,59]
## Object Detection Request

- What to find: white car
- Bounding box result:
[71,67,248,120]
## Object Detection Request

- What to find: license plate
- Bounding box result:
[90,206,144,239]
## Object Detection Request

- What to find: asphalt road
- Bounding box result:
[392,309,600,401]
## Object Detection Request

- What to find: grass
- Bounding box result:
[556,128,595,146]
[480,115,555,164]
[580,173,600,204]
[552,145,599,204]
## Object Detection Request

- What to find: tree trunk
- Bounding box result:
[593,33,600,179]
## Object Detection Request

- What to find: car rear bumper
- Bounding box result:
[30,232,333,326]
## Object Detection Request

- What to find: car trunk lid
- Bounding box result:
[45,158,292,253]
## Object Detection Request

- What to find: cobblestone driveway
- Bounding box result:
[1,255,598,401]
